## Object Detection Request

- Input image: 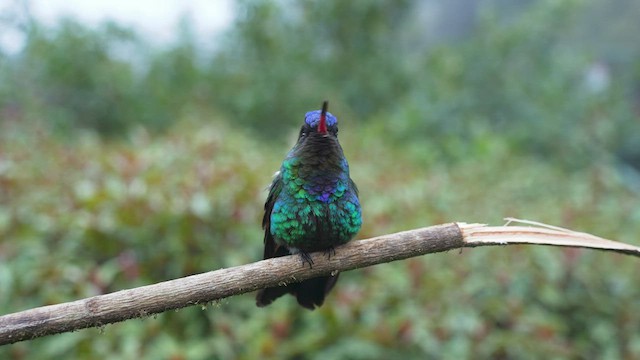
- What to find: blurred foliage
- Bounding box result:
[1,0,639,163]
[1,0,640,358]
[4,20,139,134]
[1,18,210,136]
[208,0,415,135]
[1,112,640,359]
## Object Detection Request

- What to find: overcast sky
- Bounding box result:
[1,0,234,51]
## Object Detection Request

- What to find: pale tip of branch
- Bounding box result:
[503,217,576,233]
[456,222,488,229]
[460,218,640,256]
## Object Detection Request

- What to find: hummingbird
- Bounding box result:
[256,101,362,310]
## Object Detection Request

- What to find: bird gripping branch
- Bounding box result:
[256,101,362,309]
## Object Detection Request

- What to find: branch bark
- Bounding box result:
[1,221,639,345]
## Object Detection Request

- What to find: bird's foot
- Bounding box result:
[323,246,336,260]
[299,251,314,269]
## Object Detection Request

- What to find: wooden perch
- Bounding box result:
[1,220,639,346]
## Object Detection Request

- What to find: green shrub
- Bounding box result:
[1,118,640,358]
[2,0,640,357]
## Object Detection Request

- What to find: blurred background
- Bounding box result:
[1,0,640,358]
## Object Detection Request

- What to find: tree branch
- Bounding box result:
[1,221,639,345]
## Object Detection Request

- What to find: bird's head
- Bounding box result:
[287,101,347,173]
[298,101,338,141]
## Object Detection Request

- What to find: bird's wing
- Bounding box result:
[349,177,359,197]
[262,171,285,259]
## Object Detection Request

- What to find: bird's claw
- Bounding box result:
[323,246,336,260]
[299,251,314,269]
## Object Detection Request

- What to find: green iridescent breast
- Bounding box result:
[269,156,362,251]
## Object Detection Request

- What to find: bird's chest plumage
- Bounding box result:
[269,158,361,251]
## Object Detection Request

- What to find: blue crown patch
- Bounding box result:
[304,110,338,128]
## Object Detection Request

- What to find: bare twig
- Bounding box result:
[1,221,638,345]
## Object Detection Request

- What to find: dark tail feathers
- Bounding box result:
[256,273,340,310]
